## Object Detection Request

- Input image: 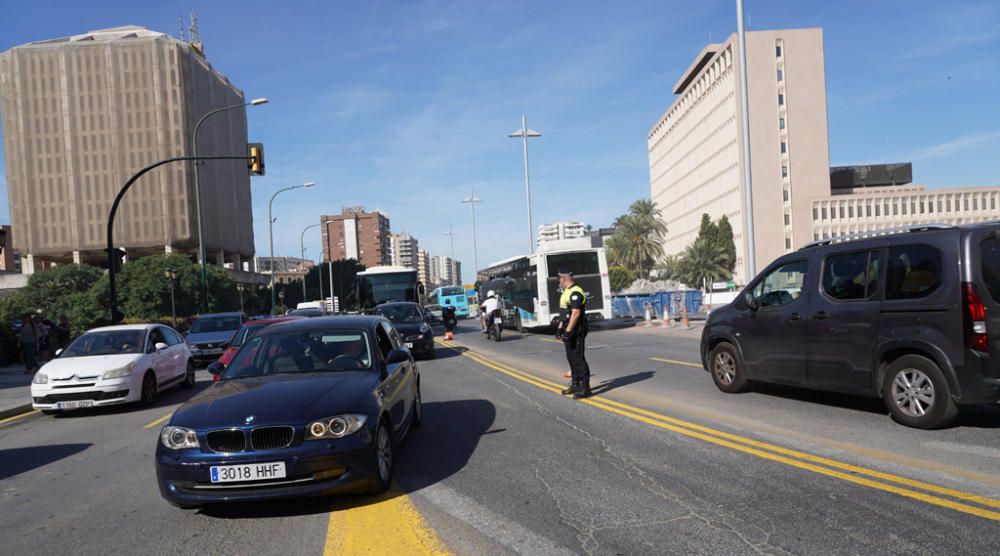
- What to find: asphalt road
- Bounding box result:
[2,320,999,555]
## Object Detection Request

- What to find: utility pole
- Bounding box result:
[736,0,756,280]
[508,115,541,253]
[443,225,458,286]
[462,188,482,275]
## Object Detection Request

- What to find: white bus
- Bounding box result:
[478,246,612,331]
[356,266,422,310]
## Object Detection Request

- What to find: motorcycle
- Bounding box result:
[486,309,502,342]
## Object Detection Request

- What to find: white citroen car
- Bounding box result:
[31,324,194,413]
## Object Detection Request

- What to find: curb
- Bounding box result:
[0,403,34,421]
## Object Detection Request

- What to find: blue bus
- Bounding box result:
[427,286,470,318]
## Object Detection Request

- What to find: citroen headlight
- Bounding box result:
[420,323,431,334]
[306,414,367,440]
[160,426,200,450]
[102,361,136,380]
[32,372,48,384]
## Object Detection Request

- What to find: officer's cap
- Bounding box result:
[557,269,573,277]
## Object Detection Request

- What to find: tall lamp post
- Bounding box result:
[269,182,316,312]
[236,283,246,314]
[300,219,335,302]
[192,97,268,313]
[443,225,458,286]
[461,188,482,276]
[508,115,541,253]
[736,0,756,280]
[164,267,177,328]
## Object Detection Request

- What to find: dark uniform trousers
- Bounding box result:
[564,326,591,382]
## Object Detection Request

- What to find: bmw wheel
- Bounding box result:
[882,355,957,429]
[709,343,749,393]
[368,421,393,494]
[411,383,423,429]
[181,361,195,389]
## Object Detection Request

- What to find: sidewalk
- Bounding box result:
[0,362,34,420]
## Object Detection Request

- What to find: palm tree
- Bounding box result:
[678,236,730,290]
[606,214,665,278]
[628,199,666,234]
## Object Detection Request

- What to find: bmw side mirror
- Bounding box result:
[386,348,410,365]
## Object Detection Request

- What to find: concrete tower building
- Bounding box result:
[0,25,255,273]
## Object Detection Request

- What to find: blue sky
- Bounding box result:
[1,0,998,275]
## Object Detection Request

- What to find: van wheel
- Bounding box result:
[882,355,957,429]
[709,343,750,393]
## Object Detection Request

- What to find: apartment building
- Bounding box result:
[390,233,419,269]
[320,207,391,268]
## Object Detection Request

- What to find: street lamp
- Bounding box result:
[300,219,336,302]
[192,97,268,313]
[278,288,286,313]
[508,115,541,253]
[461,188,482,276]
[269,182,316,312]
[735,0,757,280]
[443,225,458,286]
[164,267,177,328]
[236,283,246,314]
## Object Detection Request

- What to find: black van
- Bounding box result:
[701,223,1000,429]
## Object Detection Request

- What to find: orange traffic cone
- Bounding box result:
[445,331,454,340]
[682,304,691,329]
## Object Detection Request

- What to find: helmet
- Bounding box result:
[487,290,495,298]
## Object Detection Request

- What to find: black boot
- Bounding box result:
[561,380,579,395]
[573,381,592,399]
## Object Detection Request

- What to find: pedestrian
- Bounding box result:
[555,270,592,399]
[18,313,39,373]
[37,316,52,362]
[55,316,72,351]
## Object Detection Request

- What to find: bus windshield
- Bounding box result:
[358,272,418,309]
[440,286,465,296]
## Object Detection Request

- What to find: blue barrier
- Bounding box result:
[611,291,703,319]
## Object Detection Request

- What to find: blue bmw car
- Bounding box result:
[155,316,422,508]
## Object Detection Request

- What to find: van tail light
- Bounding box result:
[962,282,988,353]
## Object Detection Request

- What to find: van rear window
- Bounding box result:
[980,238,1000,302]
[885,244,942,300]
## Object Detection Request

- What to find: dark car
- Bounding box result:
[374,302,435,359]
[701,223,1000,429]
[186,312,247,366]
[287,308,325,318]
[215,316,303,369]
[156,316,421,508]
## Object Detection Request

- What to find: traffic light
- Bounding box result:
[248,142,265,176]
[106,247,126,272]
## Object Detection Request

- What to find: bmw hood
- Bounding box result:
[171,372,380,429]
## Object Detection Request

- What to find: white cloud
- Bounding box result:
[904,131,1000,161]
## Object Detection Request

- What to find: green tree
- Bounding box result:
[608,265,633,293]
[716,215,736,274]
[628,199,668,239]
[677,236,730,290]
[607,214,665,278]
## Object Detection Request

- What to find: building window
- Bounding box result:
[821,207,827,220]
[947,199,952,211]
[929,200,934,213]
[992,197,996,210]
[784,214,790,226]
[902,202,907,215]
[783,189,789,202]
[776,44,783,57]
[893,203,899,216]
[785,237,792,250]
[875,204,881,217]
[965,198,970,211]
[778,94,785,106]
[782,165,788,177]
[849,206,855,218]
[973,197,979,211]
[780,142,787,154]
[866,204,872,217]
[777,69,784,81]
[813,208,819,220]
[779,117,786,130]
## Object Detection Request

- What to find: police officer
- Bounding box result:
[556,270,591,399]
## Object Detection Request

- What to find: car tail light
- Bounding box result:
[212,374,221,382]
[962,282,988,353]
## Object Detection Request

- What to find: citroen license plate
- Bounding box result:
[210,462,286,483]
[55,400,94,410]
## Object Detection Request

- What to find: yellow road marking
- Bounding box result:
[540,338,563,344]
[0,410,38,426]
[436,339,1000,521]
[324,484,450,555]
[649,356,703,368]
[144,412,172,429]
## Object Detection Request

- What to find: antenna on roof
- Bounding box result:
[188,12,205,56]
[178,15,186,40]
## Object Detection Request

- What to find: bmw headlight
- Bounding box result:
[420,323,431,334]
[160,426,200,450]
[32,372,48,384]
[102,361,136,380]
[306,414,367,440]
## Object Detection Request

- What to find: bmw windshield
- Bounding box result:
[375,304,424,324]
[190,316,241,334]
[223,329,373,378]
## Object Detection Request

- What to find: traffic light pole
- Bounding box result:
[107,155,252,324]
